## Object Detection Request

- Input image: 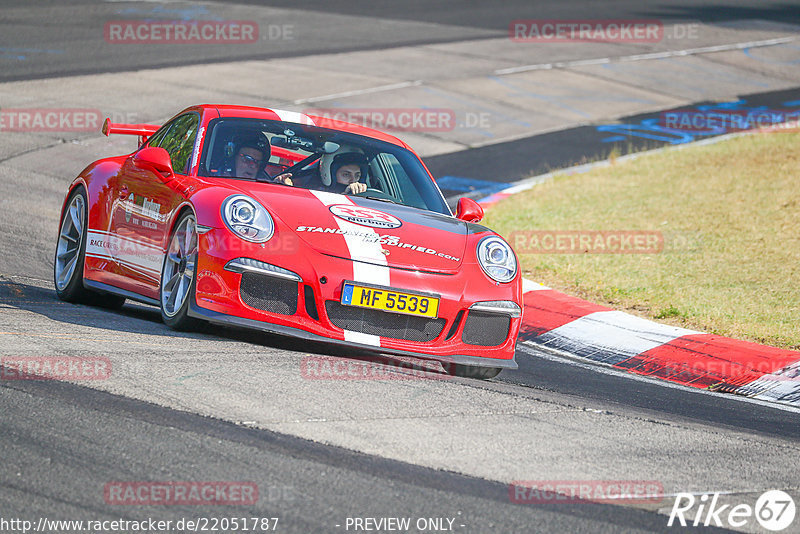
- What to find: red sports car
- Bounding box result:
[54,105,521,378]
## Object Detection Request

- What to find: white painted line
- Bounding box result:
[517,343,800,414]
[494,36,798,75]
[293,80,423,105]
[522,278,550,292]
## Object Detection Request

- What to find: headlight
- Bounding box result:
[221,195,274,243]
[477,236,517,283]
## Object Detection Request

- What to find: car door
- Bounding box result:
[107,112,200,298]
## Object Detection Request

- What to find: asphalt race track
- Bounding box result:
[1,1,799,533]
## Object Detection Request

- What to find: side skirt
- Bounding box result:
[84,279,160,307]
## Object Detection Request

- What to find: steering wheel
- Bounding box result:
[257,153,322,183]
[281,153,322,176]
[256,163,289,182]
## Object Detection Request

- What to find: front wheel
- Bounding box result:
[160,211,200,330]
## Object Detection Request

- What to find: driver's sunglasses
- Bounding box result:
[238,153,263,168]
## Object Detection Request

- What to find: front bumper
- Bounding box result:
[191,227,521,369]
[187,298,518,370]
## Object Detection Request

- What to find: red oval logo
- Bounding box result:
[329,205,402,229]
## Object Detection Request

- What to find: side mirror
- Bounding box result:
[456,197,484,223]
[133,147,174,179]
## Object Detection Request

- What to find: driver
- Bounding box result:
[325,152,369,195]
[226,133,293,185]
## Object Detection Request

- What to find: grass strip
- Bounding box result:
[485,132,800,349]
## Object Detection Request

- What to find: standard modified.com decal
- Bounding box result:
[295,226,461,263]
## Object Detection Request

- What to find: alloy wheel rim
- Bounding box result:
[55,194,85,291]
[161,215,197,317]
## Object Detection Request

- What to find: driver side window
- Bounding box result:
[150,114,200,174]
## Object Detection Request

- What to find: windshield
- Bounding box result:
[198,117,450,215]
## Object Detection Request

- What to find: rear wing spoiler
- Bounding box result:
[101,118,160,147]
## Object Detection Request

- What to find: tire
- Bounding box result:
[160,210,201,331]
[53,188,125,309]
[446,363,502,380]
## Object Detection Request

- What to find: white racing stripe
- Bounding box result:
[311,191,391,347]
[271,109,316,125]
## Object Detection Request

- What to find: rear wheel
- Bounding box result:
[54,188,125,308]
[446,363,502,380]
[160,211,200,330]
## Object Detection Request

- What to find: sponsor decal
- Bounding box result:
[86,230,163,277]
[295,226,461,262]
[121,195,163,229]
[141,198,161,219]
[329,204,402,229]
[123,195,163,222]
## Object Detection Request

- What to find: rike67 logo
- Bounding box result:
[668,490,796,531]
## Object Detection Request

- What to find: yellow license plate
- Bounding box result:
[341,282,440,318]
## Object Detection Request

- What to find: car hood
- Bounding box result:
[214,182,472,272]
